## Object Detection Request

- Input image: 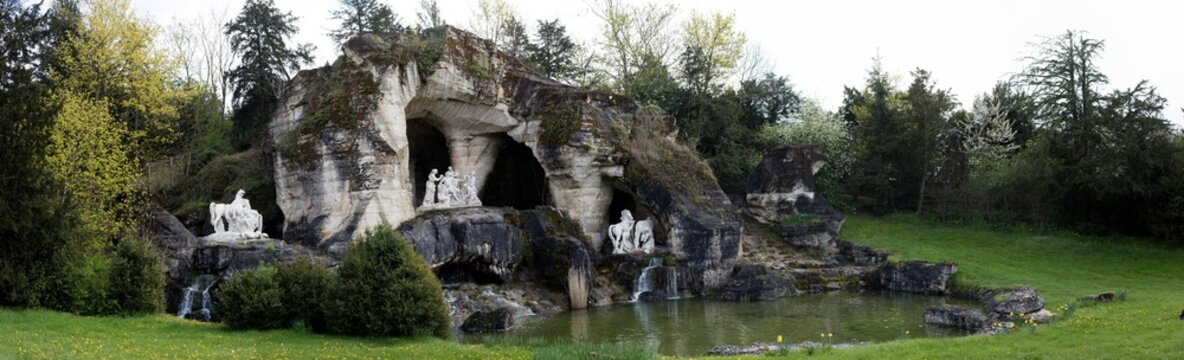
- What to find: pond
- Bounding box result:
[459,291,975,356]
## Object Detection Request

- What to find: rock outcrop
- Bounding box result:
[460,307,516,333]
[986,286,1045,317]
[924,305,988,330]
[744,145,845,255]
[711,265,797,301]
[270,27,740,295]
[868,261,958,295]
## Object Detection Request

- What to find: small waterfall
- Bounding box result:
[177,275,217,321]
[631,258,663,302]
[666,265,679,300]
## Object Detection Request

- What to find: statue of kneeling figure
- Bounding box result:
[609,210,655,254]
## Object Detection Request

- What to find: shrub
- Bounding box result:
[215,265,288,330]
[327,225,450,338]
[108,236,165,314]
[275,258,334,331]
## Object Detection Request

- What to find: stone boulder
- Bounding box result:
[397,207,525,282]
[712,265,796,301]
[987,286,1045,317]
[779,220,837,253]
[460,307,516,333]
[148,206,199,313]
[269,27,741,296]
[924,305,988,330]
[869,261,957,295]
[745,145,844,229]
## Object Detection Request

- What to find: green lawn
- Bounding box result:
[0,310,529,359]
[4,215,1182,359]
[751,214,1184,359]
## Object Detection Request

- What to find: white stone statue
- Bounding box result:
[609,210,655,254]
[440,167,460,206]
[208,189,267,241]
[422,169,441,207]
[462,172,482,206]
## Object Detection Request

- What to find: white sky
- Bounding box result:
[134,0,1184,126]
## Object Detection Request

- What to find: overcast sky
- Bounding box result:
[134,0,1184,126]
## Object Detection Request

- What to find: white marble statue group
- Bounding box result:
[421,166,482,209]
[609,210,655,254]
[208,189,267,241]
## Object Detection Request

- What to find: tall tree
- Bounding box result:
[900,68,956,213]
[588,0,678,93]
[224,0,313,148]
[498,16,530,59]
[469,0,515,43]
[680,11,746,90]
[328,0,402,45]
[526,19,581,82]
[416,0,444,29]
[738,72,800,129]
[845,57,905,212]
[48,0,185,237]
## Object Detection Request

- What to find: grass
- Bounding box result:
[744,214,1184,359]
[0,310,528,359]
[5,214,1184,359]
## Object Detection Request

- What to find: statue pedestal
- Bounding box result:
[201,232,269,243]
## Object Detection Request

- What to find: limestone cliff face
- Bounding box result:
[270,27,740,292]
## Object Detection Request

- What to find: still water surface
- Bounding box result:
[460,291,974,356]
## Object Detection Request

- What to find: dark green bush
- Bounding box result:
[327,225,450,338]
[215,265,288,330]
[275,258,335,331]
[108,236,165,314]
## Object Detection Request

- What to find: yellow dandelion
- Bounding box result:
[777,335,783,343]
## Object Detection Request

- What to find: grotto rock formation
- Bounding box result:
[270,27,740,293]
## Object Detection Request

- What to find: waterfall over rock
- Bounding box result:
[176,275,217,321]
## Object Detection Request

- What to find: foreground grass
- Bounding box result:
[0,310,529,359]
[753,214,1184,359]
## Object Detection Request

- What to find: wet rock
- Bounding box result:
[924,305,988,330]
[460,307,516,333]
[869,260,957,295]
[712,265,796,301]
[706,342,779,356]
[988,286,1045,316]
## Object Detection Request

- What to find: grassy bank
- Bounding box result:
[754,214,1184,359]
[0,309,529,359]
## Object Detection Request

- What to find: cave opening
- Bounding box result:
[480,134,551,210]
[434,263,503,286]
[407,119,451,206]
[606,185,667,249]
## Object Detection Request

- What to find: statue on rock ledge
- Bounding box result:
[207,189,267,241]
[609,210,655,254]
[418,167,483,211]
[423,169,441,207]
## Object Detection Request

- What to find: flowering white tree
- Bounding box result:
[959,96,1018,169]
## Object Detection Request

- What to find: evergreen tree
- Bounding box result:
[845,57,905,213]
[900,68,956,213]
[224,0,313,148]
[738,72,800,129]
[328,0,403,45]
[526,19,581,82]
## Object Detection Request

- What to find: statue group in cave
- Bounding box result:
[609,210,655,254]
[421,166,482,209]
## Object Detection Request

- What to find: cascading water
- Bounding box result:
[177,275,217,321]
[631,258,663,302]
[666,265,679,299]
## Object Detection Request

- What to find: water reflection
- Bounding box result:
[460,290,974,356]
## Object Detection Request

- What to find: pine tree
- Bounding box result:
[328,0,403,45]
[224,0,313,148]
[526,19,581,82]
